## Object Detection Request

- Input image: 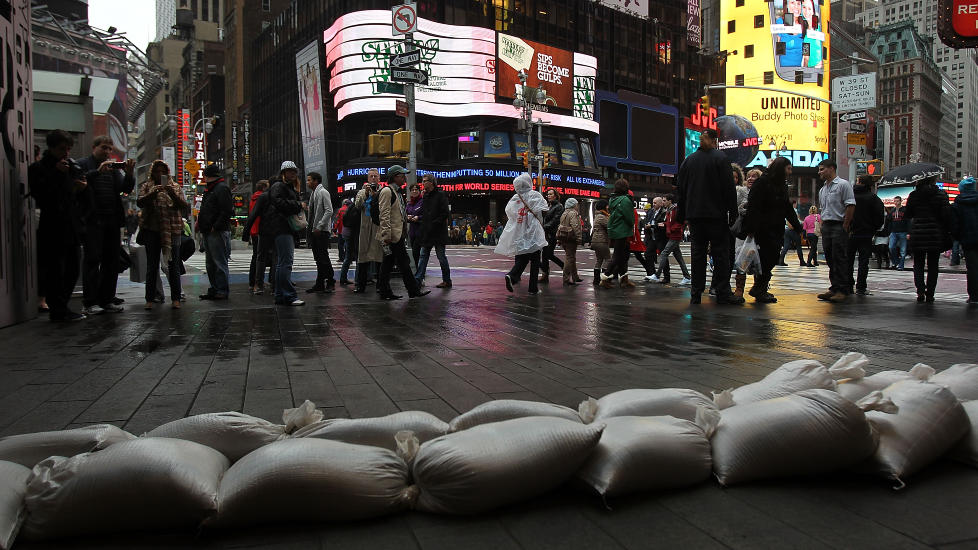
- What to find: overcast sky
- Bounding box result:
[87,0,156,51]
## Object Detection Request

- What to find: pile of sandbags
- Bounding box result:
[712,356,866,409]
[0,425,134,468]
[293,410,449,453]
[0,461,30,550]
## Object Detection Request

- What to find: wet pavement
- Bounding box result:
[3,256,977,549]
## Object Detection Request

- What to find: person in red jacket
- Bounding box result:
[246,180,271,294]
[334,200,348,264]
[626,192,655,278]
[654,194,691,285]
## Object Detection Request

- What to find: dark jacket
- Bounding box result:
[419,186,450,247]
[952,185,978,248]
[263,179,303,236]
[905,184,953,252]
[851,183,886,238]
[29,152,90,243]
[76,155,135,227]
[197,177,233,234]
[676,146,737,223]
[743,175,802,243]
[884,206,909,233]
[653,208,668,245]
[542,200,564,242]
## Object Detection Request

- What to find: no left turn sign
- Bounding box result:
[392,4,417,35]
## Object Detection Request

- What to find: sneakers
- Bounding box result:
[504,275,514,293]
[410,290,431,298]
[305,286,326,294]
[83,305,105,315]
[51,311,86,322]
[101,303,124,313]
[380,294,402,301]
[644,275,659,282]
[679,277,691,286]
[288,299,305,306]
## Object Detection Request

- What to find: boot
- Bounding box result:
[619,275,636,288]
[734,274,746,298]
[538,271,549,284]
[592,269,601,286]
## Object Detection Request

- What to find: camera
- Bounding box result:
[66,159,86,181]
[111,161,127,169]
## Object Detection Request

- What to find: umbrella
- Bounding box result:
[878,162,944,186]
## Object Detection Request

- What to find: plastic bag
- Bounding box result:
[449,400,582,432]
[494,177,548,257]
[734,236,762,274]
[292,411,448,454]
[931,364,978,401]
[0,461,30,550]
[144,412,286,462]
[716,359,840,409]
[207,439,414,527]
[412,417,604,514]
[282,399,324,433]
[711,389,880,486]
[866,380,970,487]
[0,424,135,468]
[579,388,717,424]
[576,415,713,498]
[836,364,935,402]
[948,400,978,468]
[23,438,228,539]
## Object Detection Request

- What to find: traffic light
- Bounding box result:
[521,151,529,168]
[856,159,883,177]
[700,94,710,114]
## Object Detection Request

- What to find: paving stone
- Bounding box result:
[288,370,343,408]
[396,398,459,421]
[0,399,91,436]
[243,388,295,423]
[336,383,400,418]
[190,374,246,415]
[124,393,195,435]
[418,375,492,414]
[368,365,437,401]
[0,383,69,432]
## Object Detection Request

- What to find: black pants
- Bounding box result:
[752,235,781,295]
[354,260,377,291]
[308,231,335,287]
[39,234,80,318]
[847,236,874,293]
[631,251,653,275]
[689,219,732,297]
[249,234,276,289]
[806,234,819,265]
[378,238,421,298]
[142,229,182,303]
[82,222,121,307]
[540,239,564,275]
[507,250,541,293]
[913,250,940,298]
[965,246,978,301]
[603,237,631,278]
[340,234,358,282]
[821,221,850,294]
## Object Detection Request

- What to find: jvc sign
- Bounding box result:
[832,73,876,112]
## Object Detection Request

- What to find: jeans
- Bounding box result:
[415,244,452,284]
[378,237,421,297]
[337,234,346,263]
[507,250,541,293]
[821,221,850,294]
[965,246,978,300]
[656,239,690,281]
[540,239,564,275]
[889,232,908,268]
[688,219,733,297]
[340,234,358,282]
[308,231,335,287]
[204,230,230,297]
[273,233,297,303]
[780,228,805,264]
[82,222,121,307]
[846,236,874,293]
[806,234,819,265]
[143,230,182,303]
[951,241,961,265]
[913,250,940,298]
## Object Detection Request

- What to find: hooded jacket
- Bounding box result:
[197,177,233,234]
[851,183,885,238]
[248,190,263,237]
[262,178,303,236]
[607,193,634,240]
[952,178,978,248]
[905,182,953,252]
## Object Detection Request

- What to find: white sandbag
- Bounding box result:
[282,399,324,433]
[579,388,716,424]
[0,461,30,550]
[717,360,840,408]
[0,424,135,468]
[576,415,712,498]
[711,389,879,486]
[449,400,582,432]
[931,364,978,401]
[207,438,414,527]
[949,400,978,468]
[836,363,935,402]
[830,352,870,378]
[867,380,970,487]
[144,412,285,462]
[24,437,228,539]
[292,411,449,454]
[412,417,604,514]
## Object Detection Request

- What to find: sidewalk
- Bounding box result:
[3,269,977,549]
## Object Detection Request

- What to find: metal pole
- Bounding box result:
[537,118,544,187]
[406,33,417,187]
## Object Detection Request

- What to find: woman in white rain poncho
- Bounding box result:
[495,174,549,294]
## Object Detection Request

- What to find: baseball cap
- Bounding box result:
[387,165,411,177]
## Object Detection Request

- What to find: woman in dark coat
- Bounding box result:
[905,176,953,302]
[742,156,803,303]
[539,188,565,282]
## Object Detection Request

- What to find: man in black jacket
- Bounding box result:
[414,174,452,288]
[29,130,90,321]
[848,175,886,295]
[676,128,742,305]
[77,135,135,314]
[197,164,233,299]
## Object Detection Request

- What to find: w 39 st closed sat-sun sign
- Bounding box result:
[938,0,978,48]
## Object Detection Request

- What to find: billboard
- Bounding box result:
[296,41,328,178]
[598,0,649,18]
[322,10,597,133]
[497,33,575,112]
[721,0,831,169]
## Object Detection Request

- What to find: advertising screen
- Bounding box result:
[497,33,574,112]
[322,10,597,133]
[721,0,831,169]
[296,41,328,177]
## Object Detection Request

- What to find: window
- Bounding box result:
[213,0,219,22]
[794,71,804,84]
[728,20,736,33]
[457,131,480,159]
[735,74,745,86]
[754,15,764,28]
[736,0,744,5]
[764,71,774,84]
[744,45,754,58]
[262,0,270,10]
[202,0,208,21]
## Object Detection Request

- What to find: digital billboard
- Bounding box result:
[720,0,831,169]
[322,10,597,133]
[296,40,328,177]
[497,33,575,112]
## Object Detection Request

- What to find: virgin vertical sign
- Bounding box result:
[177,109,190,187]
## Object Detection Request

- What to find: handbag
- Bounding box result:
[128,243,147,283]
[556,224,574,242]
[288,211,308,232]
[814,216,822,237]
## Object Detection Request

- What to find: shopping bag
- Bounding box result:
[734,236,762,275]
[128,243,147,283]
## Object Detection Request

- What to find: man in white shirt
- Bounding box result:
[816,159,855,303]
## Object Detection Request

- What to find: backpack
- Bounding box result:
[369,187,398,226]
[342,203,360,230]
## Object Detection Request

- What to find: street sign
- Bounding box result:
[391,49,421,68]
[376,81,405,95]
[839,110,867,123]
[849,121,867,132]
[391,67,428,85]
[184,159,200,175]
[396,100,409,118]
[846,133,867,146]
[832,73,877,112]
[392,4,417,35]
[848,145,867,158]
